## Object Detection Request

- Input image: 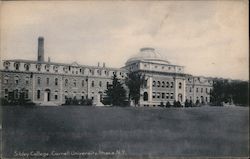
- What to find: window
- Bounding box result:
[166,82,169,88]
[106,82,109,88]
[4,76,9,84]
[37,90,41,99]
[3,61,10,70]
[25,77,29,84]
[36,64,41,71]
[170,82,174,88]
[4,89,8,98]
[25,90,29,98]
[46,78,50,85]
[196,88,199,93]
[14,76,19,84]
[157,93,160,98]
[162,93,165,99]
[45,65,50,72]
[152,81,156,87]
[206,88,208,93]
[91,81,95,87]
[152,92,156,99]
[65,79,68,86]
[37,77,41,85]
[82,80,84,87]
[54,91,58,100]
[162,81,165,88]
[170,93,174,99]
[201,88,203,93]
[99,81,102,87]
[179,82,182,89]
[53,66,58,72]
[189,87,192,92]
[166,93,169,99]
[24,64,30,71]
[55,78,58,86]
[14,63,20,70]
[157,81,161,87]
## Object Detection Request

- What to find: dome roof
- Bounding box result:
[126,47,170,65]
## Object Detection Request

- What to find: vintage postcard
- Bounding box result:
[0,0,249,159]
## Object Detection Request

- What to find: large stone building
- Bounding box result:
[0,37,213,106]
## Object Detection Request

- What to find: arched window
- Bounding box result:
[55,78,58,86]
[54,91,58,100]
[24,63,30,71]
[162,81,165,88]
[37,77,41,85]
[65,79,68,86]
[179,82,182,89]
[201,88,203,93]
[91,81,95,87]
[99,81,102,87]
[157,81,161,87]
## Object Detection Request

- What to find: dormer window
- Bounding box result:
[3,61,10,70]
[45,65,50,72]
[36,64,41,71]
[24,63,30,71]
[14,62,20,70]
[53,66,58,72]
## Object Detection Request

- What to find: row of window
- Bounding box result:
[4,76,30,85]
[152,92,174,99]
[4,89,29,99]
[152,81,178,88]
[4,62,125,77]
[37,77,110,88]
[187,87,211,93]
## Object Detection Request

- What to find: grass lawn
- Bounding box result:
[1,106,249,158]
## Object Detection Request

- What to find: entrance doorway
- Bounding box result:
[44,89,51,102]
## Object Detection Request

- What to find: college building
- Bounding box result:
[0,37,213,106]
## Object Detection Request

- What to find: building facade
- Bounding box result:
[0,37,213,106]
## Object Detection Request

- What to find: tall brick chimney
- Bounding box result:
[37,37,44,62]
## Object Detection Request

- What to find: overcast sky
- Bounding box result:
[0,1,248,80]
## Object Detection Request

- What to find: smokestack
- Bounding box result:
[37,37,44,62]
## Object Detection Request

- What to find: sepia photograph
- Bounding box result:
[0,0,249,159]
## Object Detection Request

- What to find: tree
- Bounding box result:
[105,74,127,106]
[210,79,248,106]
[125,72,146,106]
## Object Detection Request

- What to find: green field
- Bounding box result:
[1,106,249,158]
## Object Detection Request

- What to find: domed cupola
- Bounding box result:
[126,47,170,65]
